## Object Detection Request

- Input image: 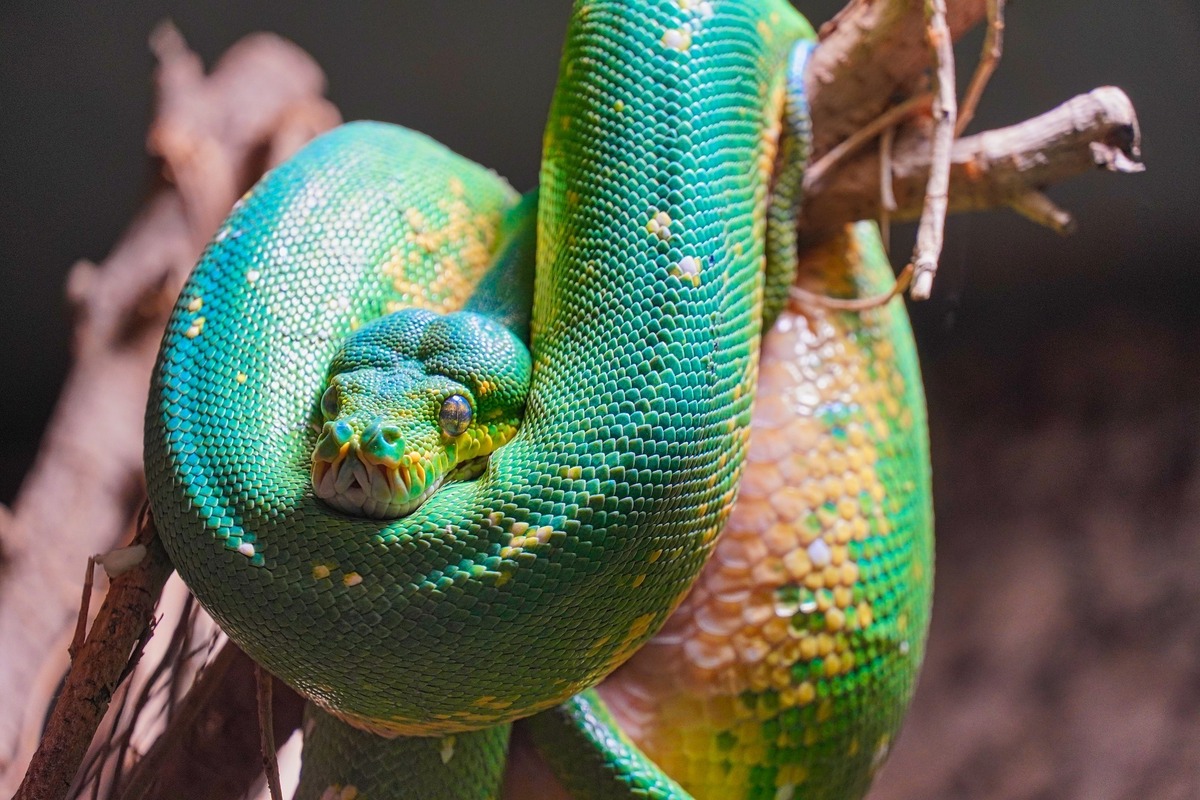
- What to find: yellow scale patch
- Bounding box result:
[599,231,914,794]
[381,195,503,313]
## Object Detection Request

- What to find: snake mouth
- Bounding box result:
[311,447,491,519]
[312,448,443,519]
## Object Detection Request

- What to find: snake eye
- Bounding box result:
[439,395,472,437]
[320,385,340,420]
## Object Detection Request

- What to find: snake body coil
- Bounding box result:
[149,0,798,750]
[519,226,933,800]
[146,0,932,796]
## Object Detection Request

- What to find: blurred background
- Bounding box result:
[1,1,1198,797]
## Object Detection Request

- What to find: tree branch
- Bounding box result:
[0,25,338,795]
[909,0,958,299]
[955,0,1006,136]
[14,514,173,800]
[800,87,1143,235]
[806,0,987,161]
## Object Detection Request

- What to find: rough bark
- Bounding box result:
[806,0,987,160]
[14,516,172,800]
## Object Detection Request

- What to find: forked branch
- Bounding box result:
[800,87,1144,235]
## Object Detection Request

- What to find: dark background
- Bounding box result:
[2,2,1199,798]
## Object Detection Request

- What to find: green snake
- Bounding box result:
[144,0,932,797]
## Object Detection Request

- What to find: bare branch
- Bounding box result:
[790,263,915,312]
[879,123,897,251]
[0,26,338,792]
[14,515,173,800]
[956,0,1006,135]
[257,664,284,800]
[68,557,97,663]
[909,0,958,300]
[800,87,1144,235]
[1009,191,1076,235]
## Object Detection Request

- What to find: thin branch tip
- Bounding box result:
[910,267,936,301]
[1011,191,1076,235]
[257,663,284,800]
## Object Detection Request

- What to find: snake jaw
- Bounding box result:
[312,444,449,519]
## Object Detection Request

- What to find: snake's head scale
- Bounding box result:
[311,308,531,519]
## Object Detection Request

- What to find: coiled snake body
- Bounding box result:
[145,0,932,797]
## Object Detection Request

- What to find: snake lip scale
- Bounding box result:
[312,447,491,519]
[311,451,440,519]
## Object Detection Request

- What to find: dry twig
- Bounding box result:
[1010,191,1077,235]
[258,664,284,800]
[799,87,1144,235]
[790,263,915,313]
[14,514,173,800]
[114,641,303,800]
[879,123,897,251]
[114,642,239,800]
[909,0,958,300]
[69,557,98,663]
[956,0,1006,136]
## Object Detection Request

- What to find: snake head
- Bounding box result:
[311,308,530,518]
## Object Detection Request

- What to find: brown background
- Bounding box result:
[2,2,1199,797]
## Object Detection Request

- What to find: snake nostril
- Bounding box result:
[380,425,402,446]
[314,420,355,462]
[332,420,354,444]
